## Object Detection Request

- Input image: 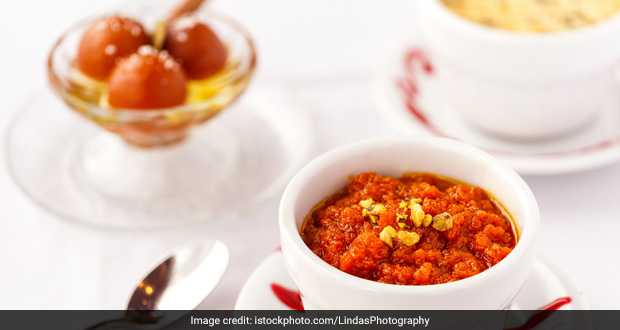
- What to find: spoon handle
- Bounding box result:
[166,0,208,23]
[153,0,210,49]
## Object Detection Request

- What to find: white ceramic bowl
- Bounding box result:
[279,138,540,309]
[416,1,620,139]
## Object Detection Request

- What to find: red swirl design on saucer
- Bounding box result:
[270,283,304,311]
[540,296,572,311]
[395,47,620,157]
[507,297,573,330]
[395,49,442,136]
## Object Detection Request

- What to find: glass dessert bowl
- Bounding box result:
[6,1,312,229]
[48,10,256,148]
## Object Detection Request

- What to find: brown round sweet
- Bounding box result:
[76,16,151,80]
[164,18,228,79]
[108,47,188,110]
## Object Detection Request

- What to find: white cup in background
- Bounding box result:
[416,1,620,140]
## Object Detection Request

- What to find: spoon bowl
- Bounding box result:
[87,240,229,329]
[128,240,229,311]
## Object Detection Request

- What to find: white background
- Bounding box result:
[0,0,619,309]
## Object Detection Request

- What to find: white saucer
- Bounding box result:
[374,34,620,175]
[5,87,313,229]
[235,251,588,312]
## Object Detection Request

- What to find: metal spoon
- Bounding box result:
[86,240,229,329]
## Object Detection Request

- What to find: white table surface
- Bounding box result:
[1,0,619,309]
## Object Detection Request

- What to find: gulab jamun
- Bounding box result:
[76,16,151,80]
[108,46,188,110]
[164,18,228,79]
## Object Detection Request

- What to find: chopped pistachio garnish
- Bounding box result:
[367,214,378,224]
[396,211,409,229]
[410,202,425,227]
[359,198,385,215]
[396,212,409,222]
[397,230,421,247]
[359,198,374,209]
[423,214,433,227]
[379,225,398,247]
[432,212,454,232]
[370,203,386,215]
[360,198,386,225]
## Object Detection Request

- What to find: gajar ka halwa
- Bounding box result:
[301,172,517,285]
